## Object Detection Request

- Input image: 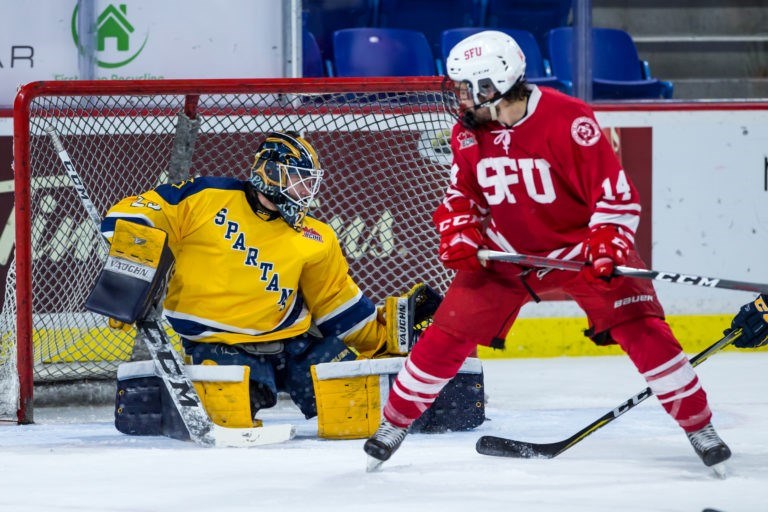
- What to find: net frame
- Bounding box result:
[6,77,457,424]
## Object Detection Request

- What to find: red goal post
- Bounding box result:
[2,77,456,424]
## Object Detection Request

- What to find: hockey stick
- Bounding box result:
[478,249,768,295]
[46,126,294,447]
[138,318,294,447]
[475,328,741,458]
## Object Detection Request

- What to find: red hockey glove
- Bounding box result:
[581,224,631,288]
[434,201,484,272]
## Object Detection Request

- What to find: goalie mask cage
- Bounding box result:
[3,77,457,424]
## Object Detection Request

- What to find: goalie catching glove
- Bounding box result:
[380,283,442,356]
[727,294,768,348]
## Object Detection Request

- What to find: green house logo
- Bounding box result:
[71,3,149,69]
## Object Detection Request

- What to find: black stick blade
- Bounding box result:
[475,435,560,459]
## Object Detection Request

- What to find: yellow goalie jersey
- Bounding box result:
[101,176,386,357]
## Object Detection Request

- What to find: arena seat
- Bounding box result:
[377,0,482,70]
[302,30,326,77]
[484,0,572,47]
[332,28,436,77]
[302,0,375,62]
[546,27,674,100]
[441,27,571,94]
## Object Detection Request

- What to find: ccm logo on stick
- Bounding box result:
[656,272,719,287]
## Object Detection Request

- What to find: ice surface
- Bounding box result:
[1,352,765,512]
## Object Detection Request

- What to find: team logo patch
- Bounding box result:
[570,116,601,146]
[457,130,476,149]
[302,226,323,242]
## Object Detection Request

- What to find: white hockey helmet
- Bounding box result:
[446,30,526,105]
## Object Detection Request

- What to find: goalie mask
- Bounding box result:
[249,132,324,230]
[446,30,526,122]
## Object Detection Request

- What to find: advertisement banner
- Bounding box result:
[0,1,284,107]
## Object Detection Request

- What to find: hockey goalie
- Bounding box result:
[85,131,484,443]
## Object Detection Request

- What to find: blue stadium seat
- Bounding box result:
[302,0,375,62]
[546,27,674,100]
[332,28,436,76]
[441,28,571,94]
[303,30,325,77]
[484,0,572,47]
[378,0,483,69]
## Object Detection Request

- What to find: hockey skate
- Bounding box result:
[686,423,731,478]
[364,419,407,472]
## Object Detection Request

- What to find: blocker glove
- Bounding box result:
[728,294,768,348]
[581,224,631,288]
[433,200,484,272]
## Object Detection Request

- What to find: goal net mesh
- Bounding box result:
[0,78,458,422]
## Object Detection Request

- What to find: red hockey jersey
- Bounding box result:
[445,85,640,261]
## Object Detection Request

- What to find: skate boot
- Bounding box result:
[364,419,407,472]
[686,422,731,477]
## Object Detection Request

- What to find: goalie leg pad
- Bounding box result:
[191,364,253,428]
[85,219,175,323]
[115,364,190,441]
[115,361,255,438]
[410,370,486,433]
[182,339,279,416]
[311,370,381,439]
[311,357,484,439]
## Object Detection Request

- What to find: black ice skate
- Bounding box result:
[364,419,407,472]
[686,422,731,477]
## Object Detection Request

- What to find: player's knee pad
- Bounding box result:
[115,361,254,439]
[311,357,485,439]
[283,334,357,419]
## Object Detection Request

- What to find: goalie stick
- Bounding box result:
[477,249,768,295]
[46,125,295,447]
[475,328,741,458]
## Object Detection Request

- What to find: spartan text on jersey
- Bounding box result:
[214,207,293,310]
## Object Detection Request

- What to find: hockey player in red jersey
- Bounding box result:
[364,30,731,472]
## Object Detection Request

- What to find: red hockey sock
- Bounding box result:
[383,325,477,428]
[611,316,712,432]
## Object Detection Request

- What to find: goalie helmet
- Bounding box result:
[446,30,526,107]
[249,132,324,230]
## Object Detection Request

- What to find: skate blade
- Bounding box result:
[710,461,727,479]
[366,456,385,473]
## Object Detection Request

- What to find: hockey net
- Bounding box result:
[1,77,457,423]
